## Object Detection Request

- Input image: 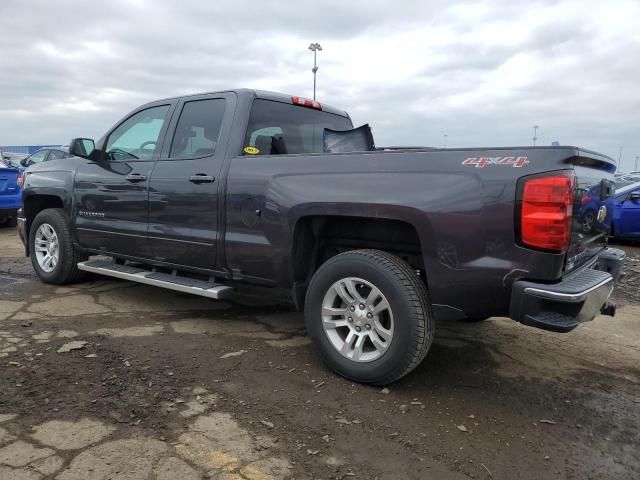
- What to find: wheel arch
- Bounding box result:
[23,193,66,255]
[290,209,434,309]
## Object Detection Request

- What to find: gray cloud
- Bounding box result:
[1,0,639,171]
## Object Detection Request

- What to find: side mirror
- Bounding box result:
[69,138,96,159]
[629,191,640,201]
[19,157,27,167]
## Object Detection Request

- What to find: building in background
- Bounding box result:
[0,145,63,155]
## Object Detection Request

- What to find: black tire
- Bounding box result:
[304,249,434,385]
[6,217,17,228]
[29,208,87,284]
[581,210,595,233]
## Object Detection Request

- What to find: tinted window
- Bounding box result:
[169,99,225,158]
[244,99,352,155]
[106,105,170,161]
[25,150,48,166]
[48,150,68,160]
[250,127,283,145]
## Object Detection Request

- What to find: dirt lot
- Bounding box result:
[0,228,638,480]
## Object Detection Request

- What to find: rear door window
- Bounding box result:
[244,99,352,155]
[169,99,226,158]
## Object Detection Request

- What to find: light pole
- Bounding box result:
[308,42,322,101]
[443,134,448,148]
[635,156,639,171]
[618,146,623,166]
[533,125,539,147]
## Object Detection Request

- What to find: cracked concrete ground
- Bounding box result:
[0,227,639,479]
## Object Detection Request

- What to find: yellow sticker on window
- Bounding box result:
[244,146,260,155]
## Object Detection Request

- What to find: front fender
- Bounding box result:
[22,168,76,250]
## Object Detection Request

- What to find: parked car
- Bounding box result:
[17,147,69,170]
[612,180,640,239]
[17,89,625,384]
[0,159,22,227]
[1,151,28,169]
[615,171,640,183]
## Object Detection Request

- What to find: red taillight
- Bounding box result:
[292,96,322,110]
[17,173,24,188]
[520,172,575,252]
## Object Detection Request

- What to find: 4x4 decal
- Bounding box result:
[462,156,529,168]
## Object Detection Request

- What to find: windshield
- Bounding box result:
[244,99,352,155]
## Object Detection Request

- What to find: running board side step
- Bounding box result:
[77,260,233,300]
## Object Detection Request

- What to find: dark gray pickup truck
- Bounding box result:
[17,89,625,384]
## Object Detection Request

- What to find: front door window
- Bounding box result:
[105,105,170,161]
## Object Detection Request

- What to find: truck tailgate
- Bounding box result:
[566,150,617,271]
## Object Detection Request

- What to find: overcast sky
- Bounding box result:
[1,0,639,171]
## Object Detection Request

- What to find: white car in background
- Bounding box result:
[615,172,640,183]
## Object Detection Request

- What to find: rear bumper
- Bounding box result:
[0,192,21,211]
[0,207,18,218]
[510,247,625,332]
[0,207,18,228]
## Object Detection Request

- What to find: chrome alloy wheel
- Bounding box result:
[34,223,59,273]
[321,277,394,362]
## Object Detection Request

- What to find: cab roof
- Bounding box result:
[148,88,349,117]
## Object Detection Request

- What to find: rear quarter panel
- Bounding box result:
[225,147,579,319]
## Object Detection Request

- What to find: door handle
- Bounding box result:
[189,174,215,183]
[125,173,147,182]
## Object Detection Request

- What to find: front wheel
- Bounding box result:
[305,249,434,385]
[29,208,87,284]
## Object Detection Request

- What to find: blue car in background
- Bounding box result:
[0,147,68,227]
[572,176,639,240]
[0,160,22,227]
[575,183,609,234]
[612,179,640,239]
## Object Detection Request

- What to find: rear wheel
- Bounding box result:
[305,249,434,385]
[29,208,87,284]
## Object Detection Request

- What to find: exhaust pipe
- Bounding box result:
[601,301,616,317]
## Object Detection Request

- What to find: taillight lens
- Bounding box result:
[520,172,575,252]
[17,173,24,188]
